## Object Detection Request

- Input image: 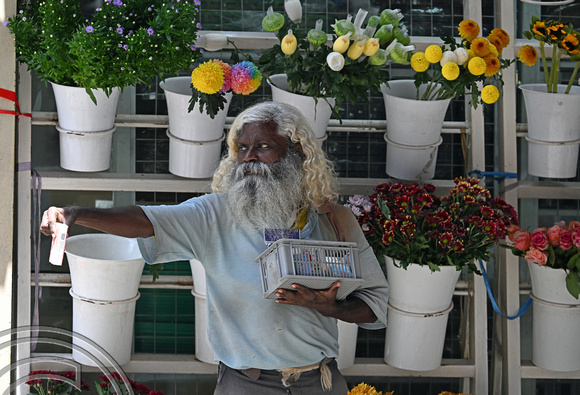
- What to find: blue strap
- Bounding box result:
[479,259,532,320]
[468,170,518,181]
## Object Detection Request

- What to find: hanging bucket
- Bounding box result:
[268,74,335,139]
[381,81,451,146]
[167,130,225,178]
[317,133,328,147]
[384,256,461,314]
[520,84,580,143]
[528,262,580,305]
[65,234,145,301]
[58,126,115,172]
[336,320,358,370]
[384,135,442,181]
[191,290,217,364]
[525,136,580,179]
[160,76,232,142]
[384,302,453,371]
[71,290,139,366]
[51,83,120,132]
[531,294,580,372]
[189,259,207,296]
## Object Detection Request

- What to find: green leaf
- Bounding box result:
[565,271,580,299]
[567,253,580,270]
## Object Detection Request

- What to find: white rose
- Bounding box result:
[327,51,345,71]
[440,50,458,67]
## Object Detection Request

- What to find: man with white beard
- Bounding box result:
[40,101,389,394]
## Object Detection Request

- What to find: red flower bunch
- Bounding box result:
[506,221,580,298]
[26,370,89,395]
[345,177,518,273]
[98,372,165,395]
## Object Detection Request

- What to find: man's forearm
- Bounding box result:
[65,206,154,238]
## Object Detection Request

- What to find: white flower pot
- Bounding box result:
[51,82,120,132]
[70,289,139,366]
[268,74,335,139]
[57,126,115,172]
[384,134,442,181]
[160,76,232,142]
[525,136,580,179]
[336,320,358,370]
[189,260,217,364]
[527,262,580,308]
[385,302,453,371]
[381,80,451,146]
[65,234,145,301]
[167,130,225,178]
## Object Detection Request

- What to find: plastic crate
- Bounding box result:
[255,239,364,300]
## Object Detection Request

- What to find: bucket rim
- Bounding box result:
[70,289,140,304]
[525,136,580,145]
[56,125,116,135]
[65,233,144,263]
[384,134,443,149]
[191,289,207,299]
[167,129,226,145]
[387,301,453,317]
[530,293,580,308]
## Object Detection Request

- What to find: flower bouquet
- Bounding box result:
[348,382,391,395]
[505,221,580,298]
[344,177,519,273]
[409,19,515,107]
[518,16,580,94]
[188,58,262,119]
[258,1,413,120]
[5,0,202,102]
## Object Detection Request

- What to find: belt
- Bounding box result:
[236,357,333,390]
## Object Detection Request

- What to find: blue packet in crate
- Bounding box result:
[255,239,364,300]
[264,228,300,246]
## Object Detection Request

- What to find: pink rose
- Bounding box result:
[547,225,563,246]
[524,247,548,265]
[573,231,580,249]
[530,228,549,250]
[510,229,530,251]
[568,221,580,232]
[559,230,573,250]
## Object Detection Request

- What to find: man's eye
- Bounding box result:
[238,146,247,152]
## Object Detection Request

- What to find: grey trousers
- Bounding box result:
[213,360,349,395]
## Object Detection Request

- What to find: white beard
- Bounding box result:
[223,154,304,231]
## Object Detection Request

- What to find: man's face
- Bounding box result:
[236,122,289,164]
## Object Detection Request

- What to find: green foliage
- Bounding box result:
[5,0,203,97]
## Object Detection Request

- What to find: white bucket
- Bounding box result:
[268,74,335,139]
[381,81,451,146]
[528,262,580,305]
[384,134,442,181]
[336,320,358,370]
[167,130,225,178]
[70,289,139,366]
[58,126,115,172]
[51,83,121,132]
[385,302,453,371]
[191,290,217,364]
[189,259,207,296]
[317,133,328,147]
[65,234,145,301]
[385,256,461,314]
[160,76,232,142]
[520,84,580,143]
[531,294,580,372]
[525,136,580,179]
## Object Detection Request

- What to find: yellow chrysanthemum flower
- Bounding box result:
[191,61,225,94]
[466,49,476,64]
[488,42,499,57]
[458,19,480,41]
[481,85,500,104]
[518,45,538,67]
[425,45,443,63]
[487,33,504,54]
[491,28,510,47]
[348,382,383,395]
[483,54,501,77]
[442,62,460,80]
[410,52,430,72]
[471,37,491,57]
[468,56,487,75]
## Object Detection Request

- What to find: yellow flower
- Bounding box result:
[488,42,499,57]
[348,382,383,395]
[410,52,430,72]
[491,28,510,47]
[466,49,476,64]
[487,33,504,54]
[442,62,460,80]
[347,39,366,60]
[547,23,564,40]
[467,56,486,75]
[532,21,547,38]
[363,38,380,56]
[458,19,480,41]
[481,85,500,104]
[425,45,443,63]
[191,60,225,94]
[281,29,298,55]
[471,37,491,57]
[518,45,538,67]
[562,33,580,54]
[483,54,501,77]
[333,33,352,53]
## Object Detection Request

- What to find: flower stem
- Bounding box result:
[549,44,559,93]
[566,62,580,94]
[540,42,549,90]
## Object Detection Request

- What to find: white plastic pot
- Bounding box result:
[167,130,225,178]
[525,136,580,179]
[336,320,358,370]
[65,234,145,301]
[384,135,442,181]
[191,290,217,364]
[58,126,115,172]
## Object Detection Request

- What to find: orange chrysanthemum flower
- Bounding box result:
[483,55,501,77]
[532,21,547,38]
[518,45,538,67]
[487,33,504,54]
[471,37,491,57]
[458,20,480,41]
[491,28,510,47]
[561,33,580,54]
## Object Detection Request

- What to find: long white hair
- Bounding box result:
[212,101,338,208]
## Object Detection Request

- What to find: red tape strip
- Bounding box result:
[0,87,32,118]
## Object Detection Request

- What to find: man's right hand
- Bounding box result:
[40,206,72,237]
